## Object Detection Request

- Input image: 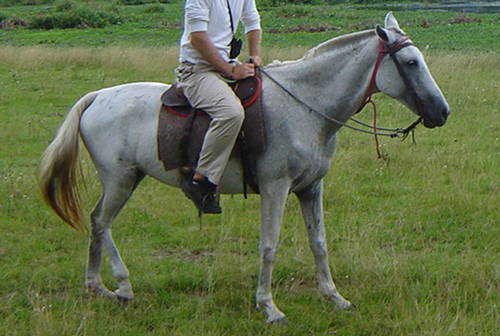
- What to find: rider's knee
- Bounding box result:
[223,104,245,127]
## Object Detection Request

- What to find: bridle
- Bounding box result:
[258,34,424,158]
[352,36,423,157]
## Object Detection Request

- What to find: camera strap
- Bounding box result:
[226,0,236,34]
[226,0,242,59]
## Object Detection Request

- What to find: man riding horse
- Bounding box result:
[175,0,263,214]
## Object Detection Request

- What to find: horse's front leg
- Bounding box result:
[256,179,290,324]
[296,180,352,309]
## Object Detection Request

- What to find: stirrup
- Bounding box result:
[181,176,222,214]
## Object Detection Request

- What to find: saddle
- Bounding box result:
[157,70,266,194]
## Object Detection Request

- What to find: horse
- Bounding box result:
[38,13,449,324]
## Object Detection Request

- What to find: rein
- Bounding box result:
[258,36,422,158]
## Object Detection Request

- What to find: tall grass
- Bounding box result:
[0,46,498,335]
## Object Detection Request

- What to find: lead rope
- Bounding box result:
[369,98,383,159]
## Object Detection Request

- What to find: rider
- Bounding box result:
[176,0,262,214]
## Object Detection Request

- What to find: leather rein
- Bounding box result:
[259,36,423,157]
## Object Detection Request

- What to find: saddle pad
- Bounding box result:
[157,72,266,172]
[157,106,210,170]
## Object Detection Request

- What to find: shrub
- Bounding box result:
[0,0,54,6]
[30,6,121,29]
[55,0,75,12]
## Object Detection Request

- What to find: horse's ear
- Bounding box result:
[384,12,400,30]
[376,25,389,42]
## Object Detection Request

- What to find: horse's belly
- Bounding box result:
[150,155,252,195]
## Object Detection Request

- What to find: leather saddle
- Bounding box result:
[157,70,266,193]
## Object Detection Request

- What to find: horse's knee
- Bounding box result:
[310,239,328,258]
[261,246,277,264]
[90,217,106,236]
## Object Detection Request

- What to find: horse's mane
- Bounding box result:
[267,30,375,68]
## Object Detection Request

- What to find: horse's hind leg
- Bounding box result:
[86,168,144,301]
[296,180,352,310]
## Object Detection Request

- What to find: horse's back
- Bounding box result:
[80,82,173,181]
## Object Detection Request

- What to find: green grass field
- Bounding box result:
[1,1,499,335]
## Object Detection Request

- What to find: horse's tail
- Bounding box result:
[38,91,98,232]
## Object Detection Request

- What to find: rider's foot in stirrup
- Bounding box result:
[181,176,222,214]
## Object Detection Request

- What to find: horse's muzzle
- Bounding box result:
[422,99,450,129]
[423,105,450,128]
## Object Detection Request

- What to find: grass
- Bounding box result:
[1,45,498,336]
[1,1,499,335]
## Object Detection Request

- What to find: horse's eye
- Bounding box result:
[407,60,418,66]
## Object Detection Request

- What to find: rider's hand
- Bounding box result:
[248,56,262,66]
[231,62,256,80]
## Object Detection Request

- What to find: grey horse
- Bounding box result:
[39,13,449,323]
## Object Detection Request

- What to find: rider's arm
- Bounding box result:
[241,0,262,66]
[246,29,262,66]
[190,32,256,80]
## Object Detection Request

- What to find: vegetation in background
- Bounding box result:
[29,6,122,29]
[0,0,53,6]
[0,1,498,52]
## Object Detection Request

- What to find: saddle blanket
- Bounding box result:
[157,72,266,175]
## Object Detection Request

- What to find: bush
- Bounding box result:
[55,0,75,12]
[30,6,121,29]
[0,0,54,6]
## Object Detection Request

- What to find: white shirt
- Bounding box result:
[179,0,261,64]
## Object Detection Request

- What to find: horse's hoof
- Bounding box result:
[334,299,355,312]
[86,286,117,299]
[329,295,354,310]
[114,290,133,304]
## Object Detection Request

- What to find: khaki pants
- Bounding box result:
[175,62,244,185]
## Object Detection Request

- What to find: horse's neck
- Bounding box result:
[267,32,378,131]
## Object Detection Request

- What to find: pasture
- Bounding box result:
[1,1,499,335]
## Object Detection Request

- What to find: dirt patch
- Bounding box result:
[348,21,377,31]
[448,16,481,24]
[0,17,28,30]
[155,248,214,262]
[419,19,433,28]
[222,236,246,243]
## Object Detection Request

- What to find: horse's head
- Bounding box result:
[375,13,450,128]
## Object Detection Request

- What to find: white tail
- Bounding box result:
[38,92,98,231]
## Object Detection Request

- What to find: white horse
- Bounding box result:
[39,13,449,323]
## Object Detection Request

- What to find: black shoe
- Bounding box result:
[181,177,222,214]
